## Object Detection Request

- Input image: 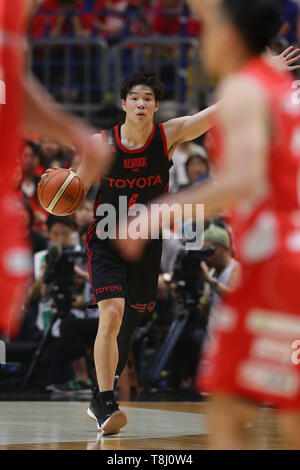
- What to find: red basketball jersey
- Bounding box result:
[0,2,31,338]
[209,58,300,265]
[0,0,26,194]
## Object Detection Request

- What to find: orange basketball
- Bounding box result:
[38,168,85,216]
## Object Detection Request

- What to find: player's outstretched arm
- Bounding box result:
[161,45,300,160]
[162,102,220,158]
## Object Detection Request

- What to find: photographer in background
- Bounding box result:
[28,214,89,387]
[45,222,100,396]
[199,225,240,329]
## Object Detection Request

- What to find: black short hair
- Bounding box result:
[120,72,164,102]
[46,215,75,231]
[26,140,44,162]
[221,0,280,55]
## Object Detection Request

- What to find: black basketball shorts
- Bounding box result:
[86,232,162,315]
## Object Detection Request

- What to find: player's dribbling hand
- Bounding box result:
[40,166,74,180]
[40,166,59,180]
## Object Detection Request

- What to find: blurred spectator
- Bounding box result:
[184,153,210,186]
[26,214,93,387]
[30,0,87,38]
[169,141,209,192]
[29,2,55,38]
[92,0,128,42]
[23,141,45,178]
[74,199,94,231]
[29,0,200,39]
[21,142,49,234]
[23,198,48,255]
[40,137,62,163]
[40,137,72,167]
[51,0,88,37]
[149,1,201,38]
[73,199,95,245]
[43,222,98,395]
[126,3,151,37]
[151,0,181,36]
[30,215,83,330]
[277,0,300,45]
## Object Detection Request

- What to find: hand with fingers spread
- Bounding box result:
[266,45,300,72]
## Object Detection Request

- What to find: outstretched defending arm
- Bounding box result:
[162,45,300,159]
[163,77,270,219]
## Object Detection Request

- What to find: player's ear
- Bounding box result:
[154,101,159,113]
[121,99,127,112]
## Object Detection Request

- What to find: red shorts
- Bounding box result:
[0,193,32,338]
[197,256,300,411]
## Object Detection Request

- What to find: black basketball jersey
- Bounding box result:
[93,122,172,219]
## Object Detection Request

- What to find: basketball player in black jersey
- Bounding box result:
[70,71,220,435]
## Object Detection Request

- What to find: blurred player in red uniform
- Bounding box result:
[0,0,109,338]
[117,0,300,449]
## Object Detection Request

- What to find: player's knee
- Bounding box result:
[98,307,123,338]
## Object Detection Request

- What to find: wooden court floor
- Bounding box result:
[0,401,293,450]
